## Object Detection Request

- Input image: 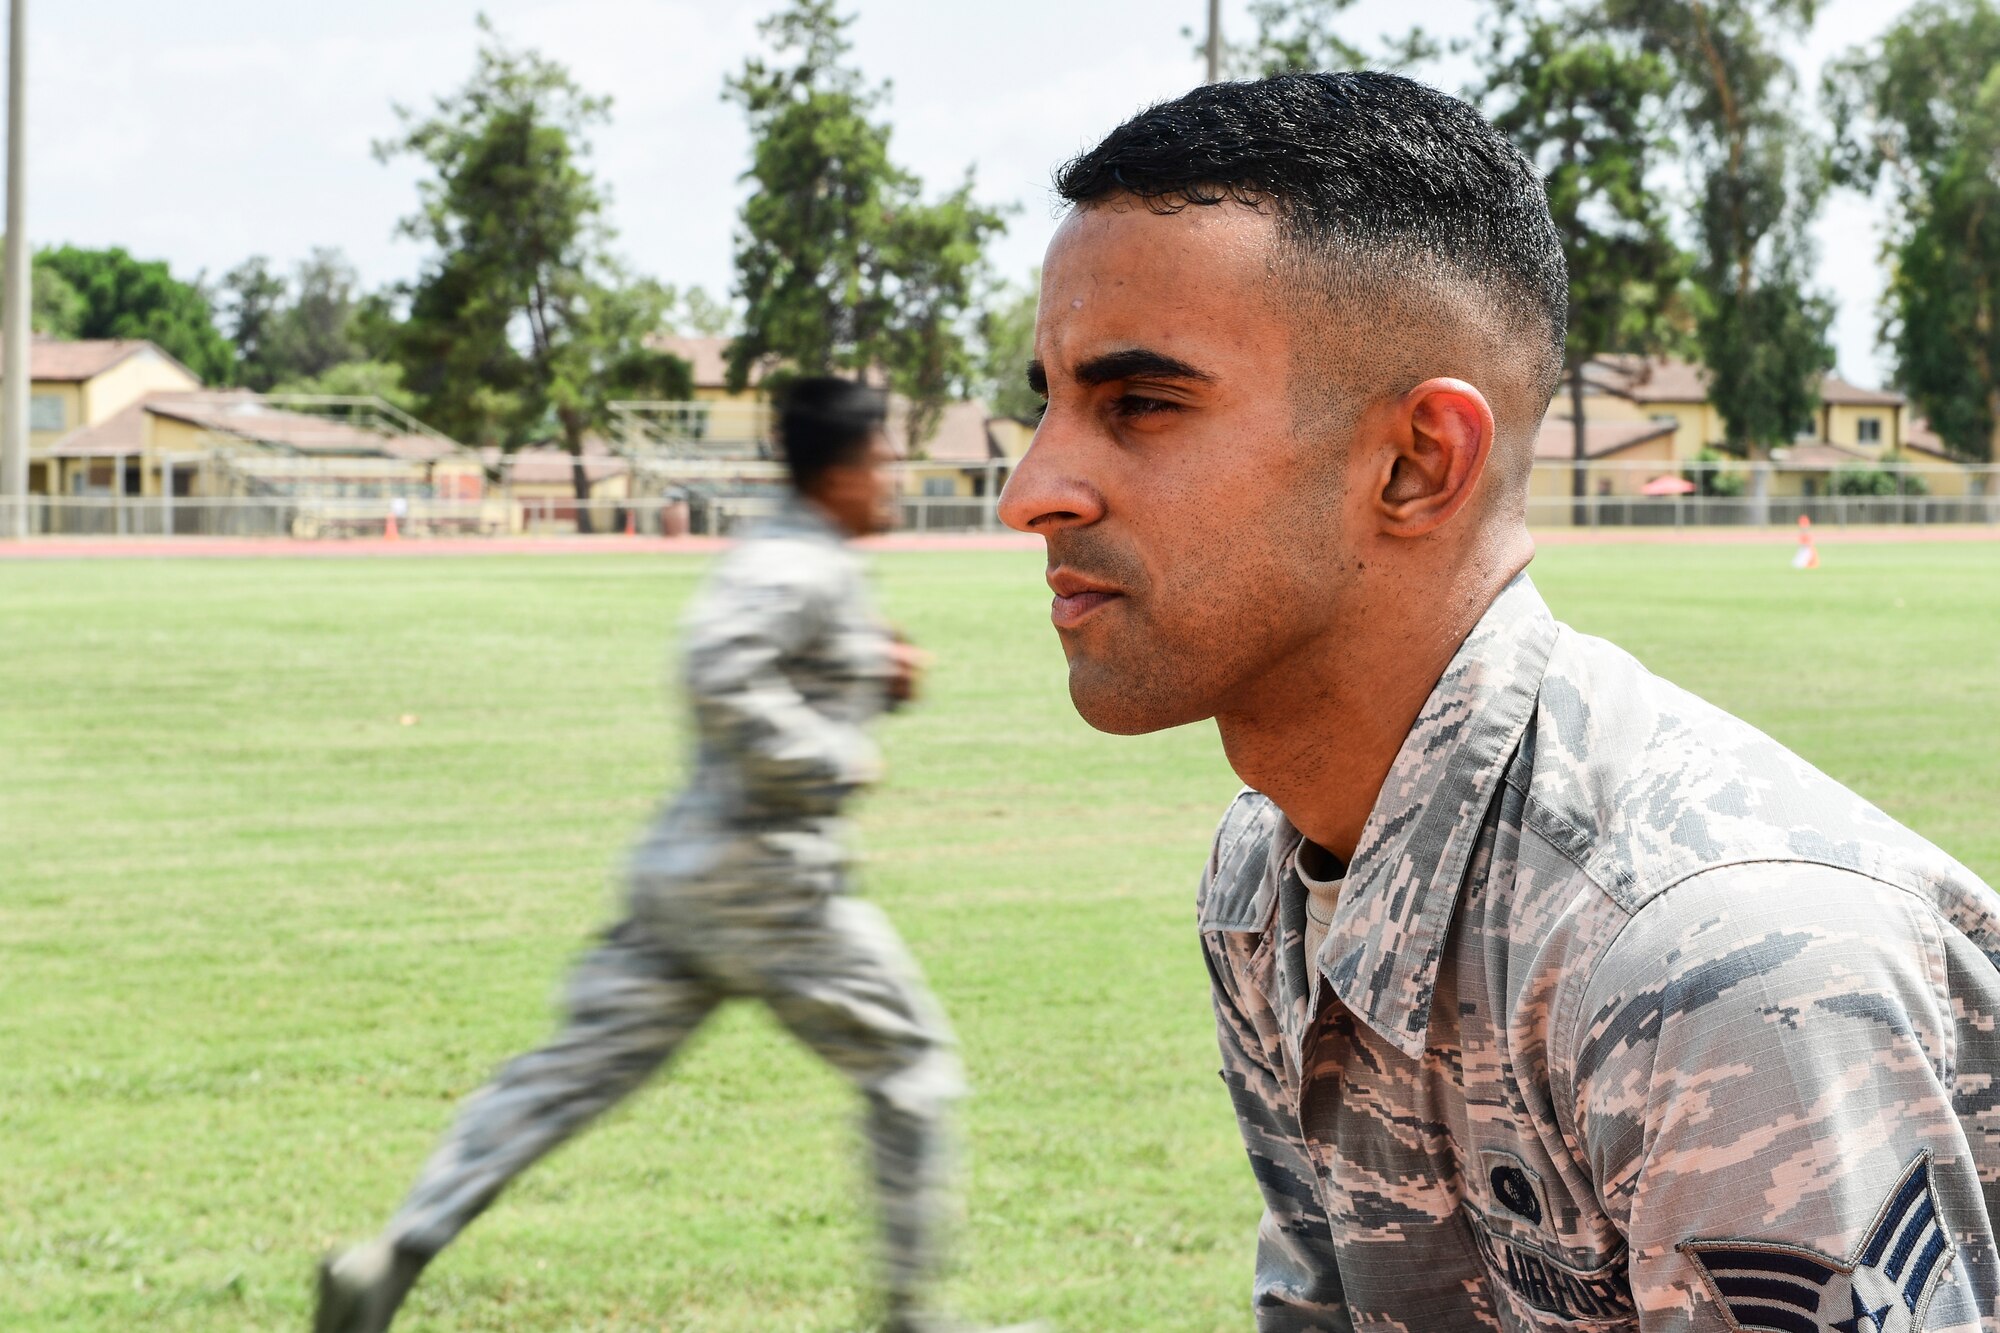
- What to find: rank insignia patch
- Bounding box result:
[1680,1153,1956,1333]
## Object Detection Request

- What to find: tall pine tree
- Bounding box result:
[1607,0,1833,474]
[1829,0,2000,462]
[726,0,1004,447]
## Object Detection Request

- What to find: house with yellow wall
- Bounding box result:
[1528,416,1679,518]
[480,441,640,532]
[644,333,1030,498]
[51,388,480,502]
[647,334,772,452]
[8,339,203,494]
[1894,418,1980,497]
[895,400,1029,499]
[1557,355,1972,500]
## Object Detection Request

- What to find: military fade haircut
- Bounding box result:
[777,376,889,494]
[1054,71,1569,410]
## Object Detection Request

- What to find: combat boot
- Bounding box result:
[313,1238,426,1333]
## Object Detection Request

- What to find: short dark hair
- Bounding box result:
[1055,71,1568,403]
[776,377,888,493]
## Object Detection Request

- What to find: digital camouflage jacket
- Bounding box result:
[627,496,895,918]
[1199,574,2000,1332]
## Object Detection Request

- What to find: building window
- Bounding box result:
[1857,415,1882,444]
[29,393,63,431]
[921,477,955,497]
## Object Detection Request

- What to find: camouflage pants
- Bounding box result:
[384,891,966,1302]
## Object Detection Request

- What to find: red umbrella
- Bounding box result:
[1641,474,1698,496]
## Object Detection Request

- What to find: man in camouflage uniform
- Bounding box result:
[317,379,1006,1333]
[1000,73,2000,1330]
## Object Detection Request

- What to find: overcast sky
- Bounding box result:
[35,0,1910,386]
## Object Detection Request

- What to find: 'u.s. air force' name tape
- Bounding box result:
[1462,1208,1637,1321]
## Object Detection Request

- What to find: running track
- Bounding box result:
[3,525,1999,560]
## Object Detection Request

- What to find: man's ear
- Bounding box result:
[1372,377,1496,538]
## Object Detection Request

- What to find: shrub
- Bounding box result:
[1832,465,1928,497]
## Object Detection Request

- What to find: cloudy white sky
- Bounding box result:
[34,0,1910,385]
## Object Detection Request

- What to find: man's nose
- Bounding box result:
[998,420,1105,534]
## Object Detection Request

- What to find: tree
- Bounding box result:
[270,248,365,384]
[29,260,84,338]
[725,0,1004,444]
[35,245,237,383]
[221,249,368,392]
[977,270,1041,422]
[1479,1,1688,521]
[376,19,691,524]
[270,360,418,413]
[1194,0,1440,79]
[1827,0,2000,462]
[218,256,289,390]
[661,283,735,338]
[1605,0,1834,463]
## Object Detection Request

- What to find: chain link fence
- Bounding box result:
[6,458,1998,540]
[0,491,1012,540]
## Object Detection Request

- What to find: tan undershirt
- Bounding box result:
[1294,838,1346,978]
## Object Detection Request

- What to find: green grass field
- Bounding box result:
[4,541,1997,1332]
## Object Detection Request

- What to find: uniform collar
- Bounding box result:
[1318,572,1559,1060]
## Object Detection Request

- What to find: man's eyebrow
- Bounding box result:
[1072,348,1215,388]
[1027,360,1048,396]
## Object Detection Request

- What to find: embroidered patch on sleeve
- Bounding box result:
[1680,1153,1956,1333]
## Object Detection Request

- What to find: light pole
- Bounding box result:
[1206,0,1221,83]
[0,0,25,538]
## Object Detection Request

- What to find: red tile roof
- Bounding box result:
[43,400,149,456]
[482,439,631,484]
[1584,355,1907,410]
[1582,355,1710,403]
[1818,376,1904,407]
[1775,441,1877,468]
[144,391,456,459]
[1903,417,1962,459]
[647,333,779,390]
[47,390,457,460]
[11,338,156,383]
[1534,415,1677,460]
[897,398,998,464]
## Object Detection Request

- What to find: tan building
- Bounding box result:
[1530,417,1679,506]
[1568,355,1722,461]
[1896,418,1980,497]
[1572,356,1913,455]
[641,333,1031,499]
[51,389,479,502]
[484,441,633,532]
[644,334,773,453]
[8,339,204,494]
[1551,355,1973,501]
[895,401,1032,499]
[1816,379,1906,453]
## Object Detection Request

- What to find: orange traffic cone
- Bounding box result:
[624,508,636,537]
[384,510,400,541]
[1792,514,1818,569]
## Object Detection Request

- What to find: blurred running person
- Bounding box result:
[316,377,1025,1333]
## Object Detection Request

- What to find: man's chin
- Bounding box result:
[1066,664,1207,736]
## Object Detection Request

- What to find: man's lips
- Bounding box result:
[1046,569,1124,629]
